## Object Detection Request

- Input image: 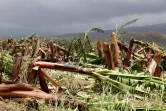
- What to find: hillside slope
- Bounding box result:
[120,31,166,47]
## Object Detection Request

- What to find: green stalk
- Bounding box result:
[92,72,147,94]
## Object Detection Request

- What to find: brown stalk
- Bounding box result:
[34,61,94,74]
[65,42,73,61]
[39,48,47,58]
[54,44,70,55]
[8,38,17,45]
[97,41,104,58]
[154,53,163,77]
[46,49,51,59]
[18,38,24,44]
[1,78,14,84]
[103,42,115,70]
[55,45,60,56]
[123,38,134,67]
[2,40,8,50]
[24,41,30,56]
[38,68,49,93]
[28,67,39,84]
[117,41,128,52]
[111,32,123,69]
[136,48,144,54]
[33,36,41,56]
[0,72,1,84]
[28,56,42,83]
[145,48,154,59]
[11,45,16,56]
[162,54,166,59]
[21,46,26,56]
[11,45,25,56]
[50,41,55,60]
[133,39,147,46]
[0,60,2,84]
[0,83,33,92]
[40,69,60,87]
[0,89,58,101]
[146,59,157,74]
[10,56,23,81]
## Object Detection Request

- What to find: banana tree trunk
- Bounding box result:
[34,61,94,74]
[0,89,58,101]
[39,48,47,58]
[1,78,14,84]
[146,59,157,74]
[24,41,30,56]
[133,39,147,46]
[97,41,104,58]
[136,48,144,54]
[33,36,40,57]
[11,45,16,56]
[123,38,134,67]
[117,41,128,52]
[10,56,23,81]
[28,56,42,83]
[0,72,2,84]
[103,42,115,70]
[111,32,123,69]
[40,69,60,87]
[50,40,55,60]
[145,48,154,59]
[0,60,2,84]
[0,83,33,92]
[46,49,51,59]
[38,68,49,93]
[154,53,163,77]
[54,44,70,55]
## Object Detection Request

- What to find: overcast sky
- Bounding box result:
[0,0,166,37]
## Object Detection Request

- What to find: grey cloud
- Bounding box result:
[0,0,166,36]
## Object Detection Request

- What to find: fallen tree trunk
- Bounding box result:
[0,89,58,101]
[38,68,49,93]
[34,61,94,74]
[40,69,60,87]
[0,83,33,92]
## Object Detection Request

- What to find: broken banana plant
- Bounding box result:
[103,42,115,70]
[34,61,94,74]
[38,67,49,93]
[33,36,40,57]
[111,32,123,69]
[28,56,42,83]
[0,83,33,92]
[154,53,163,77]
[10,55,23,81]
[123,38,134,67]
[97,41,104,58]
